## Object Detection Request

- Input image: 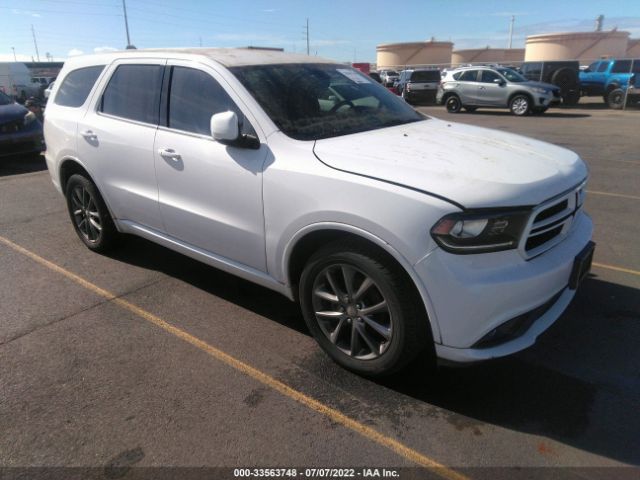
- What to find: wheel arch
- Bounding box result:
[58,158,119,227]
[283,223,442,343]
[508,90,534,106]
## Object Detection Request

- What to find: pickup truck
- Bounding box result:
[579,58,640,107]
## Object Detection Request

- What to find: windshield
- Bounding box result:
[496,68,527,83]
[231,63,425,141]
[0,91,13,105]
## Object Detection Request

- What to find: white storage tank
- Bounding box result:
[627,39,640,57]
[376,40,453,69]
[525,30,630,63]
[451,48,525,66]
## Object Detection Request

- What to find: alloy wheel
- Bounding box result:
[70,186,102,243]
[311,264,393,360]
[512,97,529,115]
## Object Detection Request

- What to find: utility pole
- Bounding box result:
[122,0,133,48]
[508,15,515,49]
[305,18,310,55]
[31,25,40,62]
[11,47,16,62]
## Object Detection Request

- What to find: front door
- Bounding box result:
[477,70,508,106]
[153,62,268,271]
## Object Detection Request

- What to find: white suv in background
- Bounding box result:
[44,49,594,376]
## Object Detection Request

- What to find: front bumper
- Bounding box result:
[415,211,593,363]
[535,91,561,107]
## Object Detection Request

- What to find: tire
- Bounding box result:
[400,87,412,104]
[445,95,462,113]
[551,67,579,99]
[65,174,120,252]
[607,88,625,109]
[464,106,477,113]
[509,94,531,116]
[562,90,580,106]
[299,240,433,377]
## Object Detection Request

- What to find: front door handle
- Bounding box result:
[81,130,98,140]
[158,148,182,161]
[479,86,486,90]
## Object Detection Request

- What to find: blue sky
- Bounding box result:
[1,0,638,62]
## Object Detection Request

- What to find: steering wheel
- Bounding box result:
[330,99,355,113]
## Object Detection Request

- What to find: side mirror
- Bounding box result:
[211,111,239,142]
[493,78,506,86]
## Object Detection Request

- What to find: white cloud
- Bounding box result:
[94,46,118,53]
[68,48,84,57]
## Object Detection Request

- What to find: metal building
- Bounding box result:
[451,48,525,66]
[376,40,453,69]
[525,30,630,63]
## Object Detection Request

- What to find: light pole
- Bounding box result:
[12,47,16,62]
[122,0,135,49]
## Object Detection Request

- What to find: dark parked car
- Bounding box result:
[520,61,581,105]
[0,90,45,158]
[369,71,382,83]
[396,69,441,104]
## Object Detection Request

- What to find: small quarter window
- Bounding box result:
[100,64,163,125]
[54,66,104,108]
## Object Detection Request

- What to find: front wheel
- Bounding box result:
[65,174,120,252]
[510,95,531,116]
[299,241,432,377]
[445,95,462,113]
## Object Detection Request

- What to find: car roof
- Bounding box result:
[60,48,336,69]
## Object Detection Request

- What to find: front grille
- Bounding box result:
[0,119,24,134]
[522,183,585,258]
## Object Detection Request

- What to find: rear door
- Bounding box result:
[455,70,481,104]
[153,61,267,270]
[76,59,166,231]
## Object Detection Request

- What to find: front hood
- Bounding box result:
[524,81,559,90]
[313,118,587,209]
[0,103,28,124]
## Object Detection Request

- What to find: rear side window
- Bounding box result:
[611,60,631,73]
[100,64,163,125]
[522,62,541,78]
[167,66,250,136]
[54,66,104,108]
[597,62,609,72]
[458,70,479,81]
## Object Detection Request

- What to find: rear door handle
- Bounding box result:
[81,130,97,140]
[158,148,182,161]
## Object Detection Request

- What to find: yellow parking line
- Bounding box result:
[586,190,640,201]
[0,235,468,480]
[593,262,640,277]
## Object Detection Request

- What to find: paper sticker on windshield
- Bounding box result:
[336,69,371,84]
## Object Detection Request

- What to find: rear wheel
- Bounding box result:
[607,88,625,109]
[445,95,462,113]
[65,174,120,252]
[510,94,531,116]
[562,90,580,106]
[299,241,433,377]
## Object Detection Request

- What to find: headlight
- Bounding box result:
[532,87,549,94]
[24,111,37,125]
[430,210,531,254]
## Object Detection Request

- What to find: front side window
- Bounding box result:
[587,61,600,72]
[231,63,424,141]
[479,70,502,83]
[168,66,250,136]
[597,61,609,72]
[100,64,163,124]
[54,65,104,108]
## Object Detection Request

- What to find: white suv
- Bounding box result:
[44,49,594,376]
